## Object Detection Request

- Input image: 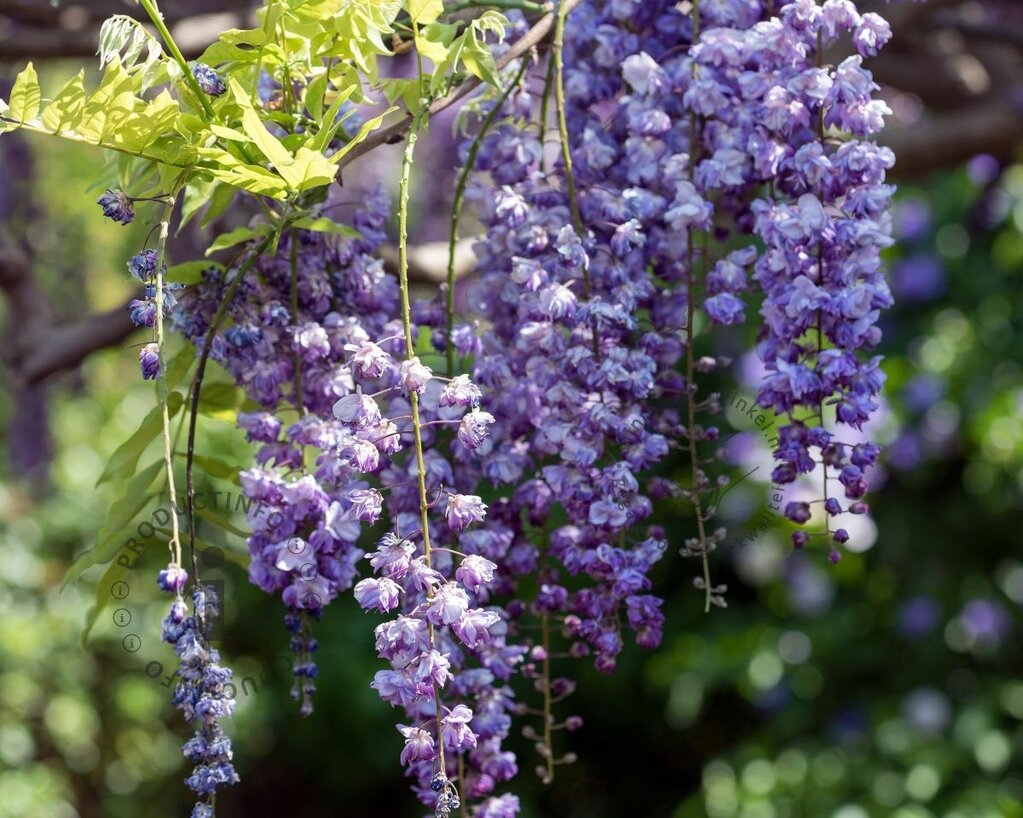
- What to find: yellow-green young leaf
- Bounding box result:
[40,71,87,134]
[415,32,449,65]
[286,147,339,192]
[64,460,165,589]
[290,216,358,237]
[9,63,41,123]
[408,0,443,25]
[202,182,239,227]
[308,85,359,153]
[460,36,501,88]
[210,123,252,143]
[328,108,397,165]
[229,78,297,188]
[180,174,217,231]
[305,72,329,122]
[96,393,184,486]
[206,224,271,256]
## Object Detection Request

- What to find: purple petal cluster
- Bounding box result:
[159,576,238,815]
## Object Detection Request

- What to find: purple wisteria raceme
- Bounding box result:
[684,0,894,557]
[159,577,238,816]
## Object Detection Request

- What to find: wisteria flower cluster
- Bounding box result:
[113,0,897,815]
[158,568,239,817]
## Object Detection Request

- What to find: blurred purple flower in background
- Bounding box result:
[893,196,931,242]
[959,598,1011,645]
[966,153,1001,186]
[902,373,945,414]
[891,254,946,303]
[898,595,941,637]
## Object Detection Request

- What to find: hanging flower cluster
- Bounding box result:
[162,0,895,815]
[158,569,239,817]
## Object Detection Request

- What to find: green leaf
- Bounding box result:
[230,78,296,179]
[290,216,358,237]
[308,84,357,153]
[459,35,502,88]
[327,108,396,165]
[64,460,165,589]
[285,146,339,192]
[8,60,193,168]
[167,260,220,286]
[80,558,135,646]
[190,454,242,485]
[202,182,239,227]
[408,0,443,25]
[196,507,249,538]
[9,63,40,123]
[40,71,87,134]
[96,393,183,486]
[198,382,245,416]
[305,72,329,122]
[206,224,271,256]
[164,345,196,392]
[416,20,459,66]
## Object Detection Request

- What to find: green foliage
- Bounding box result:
[95,393,183,487]
[97,15,181,93]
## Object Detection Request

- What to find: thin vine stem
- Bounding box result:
[538,53,556,174]
[289,229,305,412]
[552,0,589,298]
[137,0,217,121]
[684,0,713,613]
[184,238,276,590]
[397,107,448,782]
[154,195,183,571]
[445,58,531,376]
[449,0,547,12]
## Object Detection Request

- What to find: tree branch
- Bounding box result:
[0,228,137,385]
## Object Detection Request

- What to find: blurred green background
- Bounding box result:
[2,75,1023,818]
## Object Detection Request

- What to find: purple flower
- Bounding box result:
[458,409,494,449]
[665,181,711,231]
[705,292,745,325]
[192,63,227,96]
[397,725,435,766]
[427,582,470,626]
[441,704,477,750]
[140,343,161,380]
[332,392,381,426]
[128,250,159,282]
[158,565,189,594]
[853,12,891,56]
[347,341,392,378]
[455,555,497,592]
[97,189,134,225]
[365,533,415,580]
[621,52,665,96]
[398,356,432,393]
[440,375,482,408]
[445,494,487,532]
[354,577,402,613]
[412,648,452,689]
[453,608,501,649]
